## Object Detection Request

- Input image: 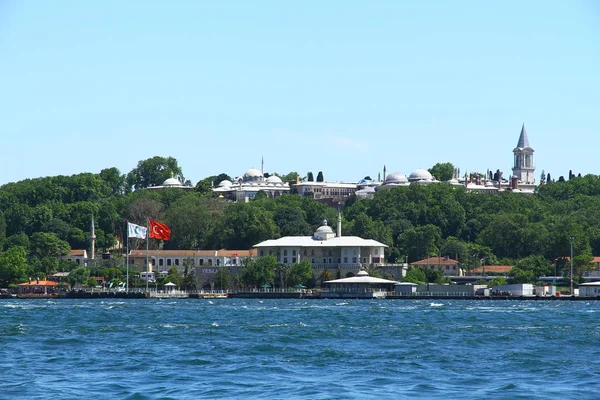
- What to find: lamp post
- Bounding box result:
[569,236,574,295]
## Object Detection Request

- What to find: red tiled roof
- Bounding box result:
[411,257,459,266]
[471,265,513,274]
[128,249,256,257]
[18,280,59,287]
[69,250,87,257]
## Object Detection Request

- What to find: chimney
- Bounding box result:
[337,206,342,237]
[511,176,519,190]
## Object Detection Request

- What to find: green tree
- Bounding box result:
[214,268,231,290]
[214,203,278,249]
[402,266,426,284]
[316,171,324,182]
[286,260,312,287]
[397,225,442,262]
[30,232,71,260]
[194,177,213,196]
[126,156,185,190]
[3,233,30,252]
[242,255,277,288]
[428,162,455,181]
[68,267,90,288]
[0,246,28,286]
[274,206,312,237]
[307,172,314,182]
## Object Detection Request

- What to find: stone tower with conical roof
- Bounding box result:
[512,123,535,185]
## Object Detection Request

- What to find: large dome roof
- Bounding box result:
[266,175,282,183]
[315,220,334,234]
[409,169,433,182]
[243,168,263,182]
[384,172,408,184]
[162,177,183,187]
[217,179,232,187]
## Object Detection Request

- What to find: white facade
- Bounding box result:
[491,283,534,296]
[213,168,290,201]
[577,282,600,297]
[254,220,387,268]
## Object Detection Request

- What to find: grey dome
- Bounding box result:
[409,169,433,182]
[384,172,408,184]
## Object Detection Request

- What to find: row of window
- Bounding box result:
[138,258,238,266]
[260,249,376,257]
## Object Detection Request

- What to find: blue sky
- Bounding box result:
[1,1,599,185]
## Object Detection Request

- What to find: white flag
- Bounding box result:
[128,222,147,239]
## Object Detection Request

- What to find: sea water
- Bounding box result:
[1,299,599,399]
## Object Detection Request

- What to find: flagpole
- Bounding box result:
[146,218,149,293]
[126,224,129,293]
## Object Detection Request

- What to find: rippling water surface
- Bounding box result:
[1,299,600,399]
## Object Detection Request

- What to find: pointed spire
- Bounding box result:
[516,123,530,148]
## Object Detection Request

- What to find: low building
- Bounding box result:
[17,280,60,298]
[66,250,88,266]
[411,257,463,277]
[322,270,399,298]
[491,283,534,296]
[577,282,600,297]
[128,249,257,285]
[469,265,513,275]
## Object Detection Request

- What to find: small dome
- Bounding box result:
[218,180,232,187]
[315,220,334,234]
[162,177,182,187]
[356,270,369,277]
[266,175,283,183]
[384,172,408,184]
[409,169,433,182]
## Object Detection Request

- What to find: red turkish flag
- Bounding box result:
[149,219,171,241]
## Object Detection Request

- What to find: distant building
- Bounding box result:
[144,175,194,191]
[470,265,513,275]
[128,249,257,284]
[411,257,463,277]
[66,250,88,266]
[512,123,535,186]
[213,166,290,201]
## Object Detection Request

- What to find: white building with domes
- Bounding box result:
[213,167,290,201]
[144,175,193,191]
[254,218,404,279]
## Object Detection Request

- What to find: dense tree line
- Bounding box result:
[1,156,600,287]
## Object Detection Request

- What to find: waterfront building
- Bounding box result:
[411,257,463,277]
[17,280,60,298]
[128,249,257,286]
[321,270,399,298]
[577,282,600,297]
[253,218,404,280]
[491,283,534,296]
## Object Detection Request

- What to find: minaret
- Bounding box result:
[90,216,96,260]
[337,206,342,237]
[512,123,535,185]
[383,165,387,181]
[261,156,264,176]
